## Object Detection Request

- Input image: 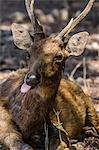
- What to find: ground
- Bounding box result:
[0,0,99,149]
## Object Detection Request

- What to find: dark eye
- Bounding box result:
[54,52,64,63]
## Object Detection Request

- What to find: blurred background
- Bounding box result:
[0,0,99,112]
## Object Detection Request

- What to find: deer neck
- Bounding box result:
[39,72,62,101]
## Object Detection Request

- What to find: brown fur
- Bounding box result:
[0,68,98,149]
[0,22,98,150]
[0,38,66,150]
[50,79,99,141]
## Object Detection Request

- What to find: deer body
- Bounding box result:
[50,79,99,140]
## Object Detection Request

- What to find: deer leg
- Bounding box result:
[85,97,99,137]
[83,126,99,138]
[0,106,33,150]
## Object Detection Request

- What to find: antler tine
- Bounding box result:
[25,0,44,39]
[30,0,41,33]
[56,0,95,39]
[56,18,74,40]
[25,0,34,25]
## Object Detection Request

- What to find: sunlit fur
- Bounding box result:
[50,79,99,141]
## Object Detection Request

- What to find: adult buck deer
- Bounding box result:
[0,0,98,150]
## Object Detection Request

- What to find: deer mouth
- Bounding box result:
[21,73,41,93]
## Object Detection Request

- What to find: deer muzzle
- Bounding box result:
[21,72,41,93]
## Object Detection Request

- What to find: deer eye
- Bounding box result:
[54,52,64,63]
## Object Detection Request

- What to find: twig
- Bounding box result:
[83,57,87,91]
[53,109,69,150]
[69,62,82,80]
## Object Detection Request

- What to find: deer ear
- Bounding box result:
[11,23,33,50]
[65,32,89,56]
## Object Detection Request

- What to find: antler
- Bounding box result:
[25,0,45,40]
[56,0,95,39]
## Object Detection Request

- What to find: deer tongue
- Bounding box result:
[21,82,31,93]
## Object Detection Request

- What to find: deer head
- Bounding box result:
[11,0,95,93]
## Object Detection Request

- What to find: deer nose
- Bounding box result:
[25,72,41,87]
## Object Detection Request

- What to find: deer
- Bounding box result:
[0,0,98,149]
